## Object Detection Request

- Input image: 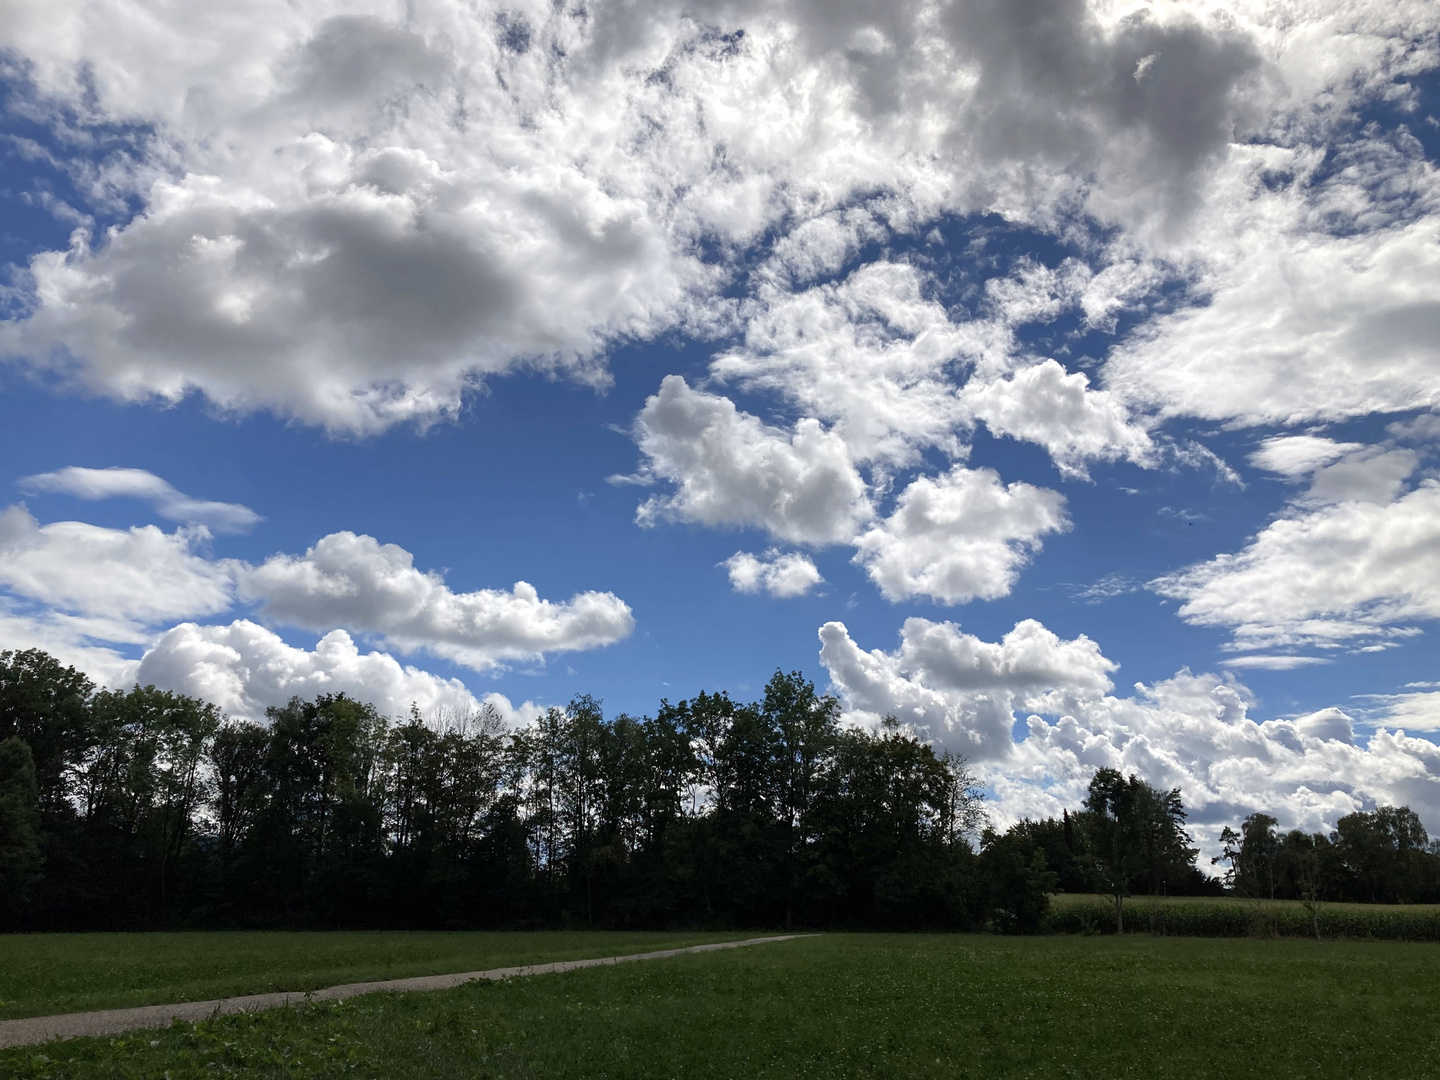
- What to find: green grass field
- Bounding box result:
[0,931,742,1021]
[1045,892,1440,938]
[6,933,1440,1080]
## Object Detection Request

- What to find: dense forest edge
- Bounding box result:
[3,648,1440,936]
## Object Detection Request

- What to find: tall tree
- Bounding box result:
[0,649,95,818]
[0,736,43,923]
[1330,806,1431,903]
[1080,768,1195,933]
[762,671,840,928]
[1213,813,1280,899]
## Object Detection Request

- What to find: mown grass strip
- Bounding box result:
[0,936,805,1050]
[5,933,1440,1080]
[0,931,745,1021]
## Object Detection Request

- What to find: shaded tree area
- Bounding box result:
[11,647,1438,934]
[0,650,992,931]
[989,774,1440,933]
[1213,808,1440,906]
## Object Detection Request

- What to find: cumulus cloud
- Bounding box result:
[241,530,634,670]
[0,506,635,689]
[0,504,235,640]
[1,0,1429,436]
[19,466,261,533]
[721,549,823,598]
[710,262,982,466]
[820,617,1440,846]
[961,359,1153,478]
[706,262,1154,479]
[852,466,1068,604]
[625,370,1075,606]
[819,616,1115,756]
[1152,476,1440,652]
[135,619,536,723]
[1104,152,1440,427]
[0,6,727,432]
[627,375,871,545]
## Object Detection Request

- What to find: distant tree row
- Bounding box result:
[0,649,989,930]
[984,775,1440,932]
[1210,807,1440,906]
[4,647,1437,934]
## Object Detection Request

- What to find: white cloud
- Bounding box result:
[1304,446,1419,506]
[819,617,1440,847]
[241,530,635,671]
[0,504,235,639]
[852,466,1067,604]
[0,506,635,686]
[134,619,513,722]
[3,0,1426,433]
[19,466,261,533]
[710,262,980,466]
[819,616,1115,756]
[1220,655,1334,671]
[721,549,822,598]
[1152,478,1440,651]
[1371,691,1440,733]
[627,375,871,545]
[961,359,1154,478]
[0,5,729,433]
[0,604,144,689]
[1292,707,1355,745]
[1249,435,1364,479]
[1105,155,1440,428]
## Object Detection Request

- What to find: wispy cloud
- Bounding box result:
[20,467,261,534]
[1220,655,1334,671]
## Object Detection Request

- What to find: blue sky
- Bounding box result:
[1,0,1439,847]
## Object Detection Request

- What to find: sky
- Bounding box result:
[1,0,1438,853]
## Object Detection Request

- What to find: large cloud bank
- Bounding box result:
[2,0,1435,431]
[821,618,1440,849]
[0,499,630,719]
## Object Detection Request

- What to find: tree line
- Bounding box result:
[2,648,1437,933]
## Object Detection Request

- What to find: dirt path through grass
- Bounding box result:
[0,935,808,1050]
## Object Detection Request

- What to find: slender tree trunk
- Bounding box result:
[1114,892,1124,934]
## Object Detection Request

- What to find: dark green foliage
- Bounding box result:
[1044,894,1440,940]
[0,656,988,931]
[1077,768,1198,932]
[8,644,1440,936]
[1329,805,1438,903]
[1212,805,1440,910]
[0,736,43,921]
[978,827,1057,933]
[6,935,1440,1080]
[1214,813,1282,898]
[0,650,95,817]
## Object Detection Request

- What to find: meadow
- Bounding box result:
[5,933,1440,1080]
[1045,892,1440,939]
[0,931,740,1021]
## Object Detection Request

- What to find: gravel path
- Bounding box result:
[0,934,808,1050]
